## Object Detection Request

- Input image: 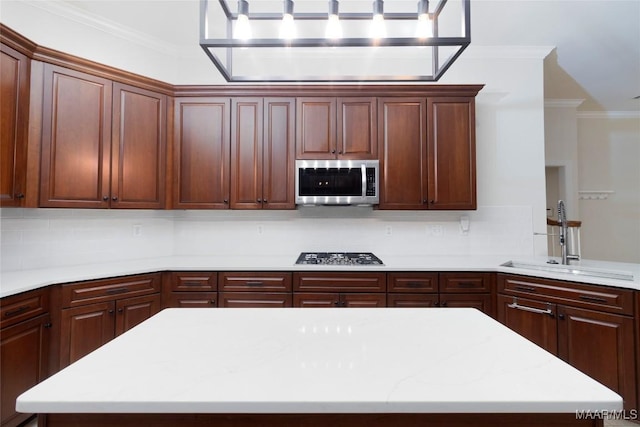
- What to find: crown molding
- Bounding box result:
[577,111,640,119]
[545,99,585,109]
[463,45,555,60]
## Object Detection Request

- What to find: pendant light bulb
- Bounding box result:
[234,0,252,40]
[280,0,297,40]
[370,0,386,40]
[415,0,432,39]
[325,0,342,40]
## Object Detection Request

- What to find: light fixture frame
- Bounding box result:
[199,0,471,82]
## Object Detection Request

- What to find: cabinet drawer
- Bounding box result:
[388,272,438,293]
[219,272,292,292]
[498,274,633,316]
[1,288,49,329]
[387,293,439,308]
[169,272,217,292]
[62,273,161,307]
[293,272,386,292]
[219,292,292,308]
[164,292,218,308]
[439,272,492,293]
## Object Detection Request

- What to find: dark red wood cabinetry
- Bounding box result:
[0,288,50,427]
[231,98,295,209]
[0,43,30,207]
[173,97,230,209]
[497,273,636,411]
[293,272,386,307]
[162,272,218,308]
[39,65,166,209]
[219,272,293,307]
[296,97,377,160]
[58,274,161,367]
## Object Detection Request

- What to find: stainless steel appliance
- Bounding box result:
[295,252,384,266]
[295,160,379,206]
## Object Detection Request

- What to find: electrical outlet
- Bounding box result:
[426,225,444,237]
[385,226,392,236]
[132,224,142,237]
[257,224,264,234]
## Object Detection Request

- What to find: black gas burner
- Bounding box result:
[296,252,384,266]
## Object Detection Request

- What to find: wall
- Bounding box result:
[0,1,553,272]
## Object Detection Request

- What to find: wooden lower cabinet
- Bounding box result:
[60,294,160,367]
[0,313,50,427]
[294,293,386,308]
[164,293,217,308]
[162,272,218,308]
[498,274,636,411]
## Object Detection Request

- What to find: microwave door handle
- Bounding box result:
[361,164,367,197]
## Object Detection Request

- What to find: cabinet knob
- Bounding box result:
[223,199,229,204]
[558,314,565,320]
[118,308,123,313]
[441,301,448,307]
[338,151,342,154]
[434,302,439,307]
[112,196,118,201]
[103,196,109,201]
[44,322,53,328]
[108,309,115,314]
[263,199,268,204]
[15,192,25,199]
[334,301,340,306]
[257,198,262,203]
[331,150,336,154]
[423,199,427,204]
[430,200,435,204]
[210,299,216,305]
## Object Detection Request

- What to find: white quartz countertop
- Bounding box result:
[1,254,639,298]
[17,308,622,414]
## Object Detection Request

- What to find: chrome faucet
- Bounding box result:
[557,200,580,265]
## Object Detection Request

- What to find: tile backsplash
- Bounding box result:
[1,206,535,272]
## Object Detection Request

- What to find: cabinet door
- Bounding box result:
[342,293,386,308]
[219,292,292,308]
[173,98,230,209]
[558,306,636,409]
[497,295,558,354]
[60,301,115,367]
[263,98,295,209]
[111,83,166,209]
[1,314,50,427]
[337,97,377,159]
[427,98,476,210]
[294,293,339,308]
[114,294,161,336]
[40,65,112,208]
[440,294,493,317]
[296,98,336,159]
[0,44,29,207]
[231,98,263,209]
[387,293,439,308]
[377,98,428,209]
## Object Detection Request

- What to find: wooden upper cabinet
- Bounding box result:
[377,98,428,209]
[173,97,230,209]
[427,97,476,210]
[337,97,377,159]
[0,44,30,207]
[40,66,167,208]
[231,98,263,209]
[296,97,376,159]
[231,97,295,209]
[40,65,113,208]
[263,98,295,209]
[111,83,166,209]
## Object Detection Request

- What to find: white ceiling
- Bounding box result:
[10,0,640,112]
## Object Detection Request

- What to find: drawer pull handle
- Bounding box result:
[4,305,30,317]
[106,288,128,295]
[183,282,204,287]
[508,300,553,316]
[579,295,608,304]
[406,281,424,288]
[246,281,264,286]
[456,282,476,288]
[514,285,536,292]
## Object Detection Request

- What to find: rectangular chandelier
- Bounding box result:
[199,0,470,82]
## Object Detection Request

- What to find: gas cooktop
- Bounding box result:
[295,252,384,266]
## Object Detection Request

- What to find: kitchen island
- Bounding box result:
[17,308,621,427]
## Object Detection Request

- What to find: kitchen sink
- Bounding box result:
[501,260,635,281]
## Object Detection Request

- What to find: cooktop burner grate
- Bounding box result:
[295,252,384,266]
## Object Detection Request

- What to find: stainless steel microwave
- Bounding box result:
[295,160,379,205]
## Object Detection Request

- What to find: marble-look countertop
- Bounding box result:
[17,308,622,414]
[1,254,639,298]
